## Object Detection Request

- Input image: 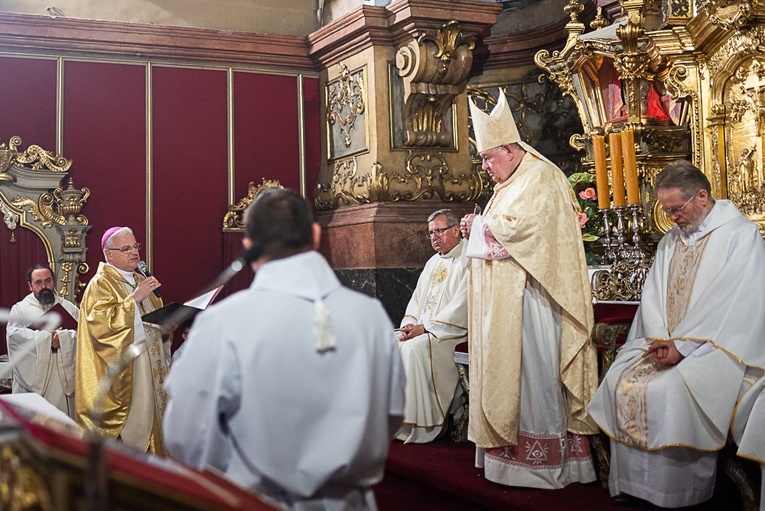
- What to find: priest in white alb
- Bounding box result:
[396,208,468,444]
[6,264,78,418]
[459,92,598,489]
[589,160,765,508]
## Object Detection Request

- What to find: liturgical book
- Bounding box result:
[31,302,78,331]
[141,286,222,326]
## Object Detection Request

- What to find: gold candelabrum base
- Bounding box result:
[599,205,649,264]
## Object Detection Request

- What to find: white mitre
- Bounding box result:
[468,92,556,167]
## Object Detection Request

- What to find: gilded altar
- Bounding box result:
[535,0,765,238]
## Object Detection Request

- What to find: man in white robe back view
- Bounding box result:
[6,264,78,419]
[589,160,765,508]
[396,208,468,443]
[163,188,406,511]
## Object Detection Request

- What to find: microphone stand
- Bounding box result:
[159,246,262,329]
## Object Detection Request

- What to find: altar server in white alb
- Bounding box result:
[589,160,765,509]
[163,188,405,511]
[459,92,598,489]
[396,208,468,443]
[6,264,78,418]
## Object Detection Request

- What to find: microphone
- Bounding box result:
[136,261,162,298]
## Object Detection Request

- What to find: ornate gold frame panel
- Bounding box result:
[221,178,284,232]
[325,64,369,160]
[706,26,765,233]
[0,137,91,300]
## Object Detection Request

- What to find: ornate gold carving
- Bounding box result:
[388,151,482,202]
[0,135,71,176]
[316,157,373,209]
[591,259,653,302]
[222,178,284,232]
[327,64,365,149]
[395,21,475,147]
[590,7,608,30]
[642,127,688,152]
[703,0,753,31]
[315,154,483,210]
[0,445,53,511]
[9,180,90,229]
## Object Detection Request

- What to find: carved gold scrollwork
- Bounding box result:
[0,135,71,177]
[0,445,53,511]
[642,128,688,152]
[591,259,653,302]
[395,21,475,147]
[703,0,753,31]
[384,151,483,202]
[222,178,284,232]
[327,65,365,149]
[315,157,373,209]
[314,153,483,210]
[10,179,90,229]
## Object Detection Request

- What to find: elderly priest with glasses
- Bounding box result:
[589,160,765,509]
[76,226,171,455]
[395,208,468,444]
[459,92,598,489]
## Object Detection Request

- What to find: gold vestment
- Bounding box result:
[76,262,168,455]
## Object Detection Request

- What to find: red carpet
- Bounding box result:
[375,438,751,511]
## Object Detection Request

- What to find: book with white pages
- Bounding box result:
[141,286,223,326]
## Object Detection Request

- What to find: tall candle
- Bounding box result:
[609,132,626,207]
[592,135,609,209]
[622,129,640,205]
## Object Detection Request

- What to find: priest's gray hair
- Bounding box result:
[654,160,712,199]
[427,208,460,227]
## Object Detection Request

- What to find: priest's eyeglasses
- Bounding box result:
[106,243,141,253]
[426,226,456,239]
[660,193,696,216]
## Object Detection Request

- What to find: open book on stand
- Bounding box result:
[141,286,223,326]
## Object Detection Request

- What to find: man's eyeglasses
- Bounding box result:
[661,193,697,216]
[426,226,456,240]
[106,243,141,253]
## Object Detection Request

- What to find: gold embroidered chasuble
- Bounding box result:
[76,262,169,455]
[468,153,598,448]
[590,200,765,451]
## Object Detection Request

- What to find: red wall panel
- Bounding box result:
[233,72,300,200]
[152,66,228,305]
[62,60,147,287]
[302,76,321,208]
[0,56,57,151]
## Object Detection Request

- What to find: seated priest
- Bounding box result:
[395,208,468,444]
[163,188,405,511]
[6,264,78,418]
[589,160,765,508]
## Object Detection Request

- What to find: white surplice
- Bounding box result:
[6,293,79,418]
[396,239,468,443]
[164,251,406,511]
[589,200,765,508]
